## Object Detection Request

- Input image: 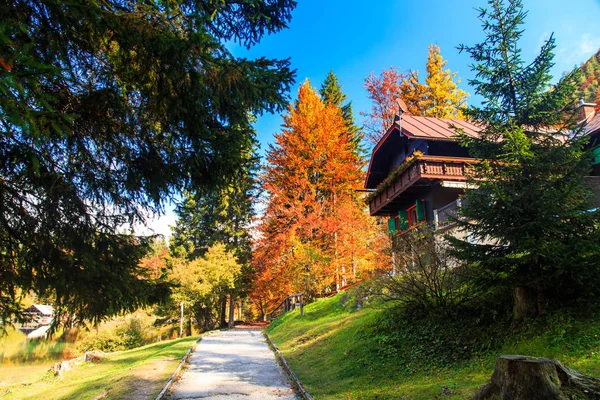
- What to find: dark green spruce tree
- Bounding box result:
[319,71,364,157]
[452,0,600,318]
[0,0,296,326]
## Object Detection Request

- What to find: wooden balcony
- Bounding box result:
[368,156,474,216]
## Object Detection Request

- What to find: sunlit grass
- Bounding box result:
[267,293,600,400]
[1,336,198,399]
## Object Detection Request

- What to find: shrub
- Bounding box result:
[77,310,157,352]
[383,225,474,314]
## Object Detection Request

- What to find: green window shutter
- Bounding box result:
[593,146,600,164]
[387,218,397,235]
[398,210,408,231]
[416,199,425,222]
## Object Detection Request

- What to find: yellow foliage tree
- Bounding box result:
[400,70,428,115]
[421,44,469,118]
[364,45,469,146]
[169,243,240,330]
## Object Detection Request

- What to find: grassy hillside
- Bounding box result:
[1,336,198,400]
[267,291,600,400]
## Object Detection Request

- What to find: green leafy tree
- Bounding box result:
[169,243,240,331]
[452,0,600,318]
[0,0,295,325]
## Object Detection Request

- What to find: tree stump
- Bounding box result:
[473,355,600,400]
[84,351,103,363]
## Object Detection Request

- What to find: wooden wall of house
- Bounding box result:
[386,138,430,176]
[387,143,407,174]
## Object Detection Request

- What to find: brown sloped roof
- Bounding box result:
[400,115,482,140]
[585,112,600,137]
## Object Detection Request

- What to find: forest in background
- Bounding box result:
[577,49,600,106]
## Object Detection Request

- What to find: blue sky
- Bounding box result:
[231,0,600,156]
[146,0,600,237]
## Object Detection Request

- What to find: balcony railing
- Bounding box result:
[433,197,468,231]
[368,156,473,216]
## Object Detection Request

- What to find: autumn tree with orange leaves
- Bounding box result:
[361,67,405,146]
[252,80,388,318]
[363,45,468,146]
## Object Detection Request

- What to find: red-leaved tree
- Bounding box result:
[361,67,405,146]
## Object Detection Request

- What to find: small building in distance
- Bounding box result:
[19,304,55,339]
[22,304,55,327]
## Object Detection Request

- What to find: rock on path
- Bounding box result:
[169,329,298,400]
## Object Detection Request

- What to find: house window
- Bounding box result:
[407,205,418,228]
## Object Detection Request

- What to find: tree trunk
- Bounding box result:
[513,286,537,319]
[473,355,600,400]
[392,249,398,277]
[228,294,235,328]
[219,296,227,328]
[203,308,210,331]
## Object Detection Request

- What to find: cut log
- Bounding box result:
[473,355,600,400]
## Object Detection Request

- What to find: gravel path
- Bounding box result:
[169,329,298,400]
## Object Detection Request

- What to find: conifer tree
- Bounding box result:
[452,0,600,318]
[171,135,258,265]
[319,71,363,156]
[0,0,295,325]
[170,134,258,326]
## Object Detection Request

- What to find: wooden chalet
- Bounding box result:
[580,101,600,204]
[581,101,600,174]
[365,108,482,236]
[365,100,600,239]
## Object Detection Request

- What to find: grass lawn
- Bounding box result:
[267,292,600,400]
[1,336,198,400]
